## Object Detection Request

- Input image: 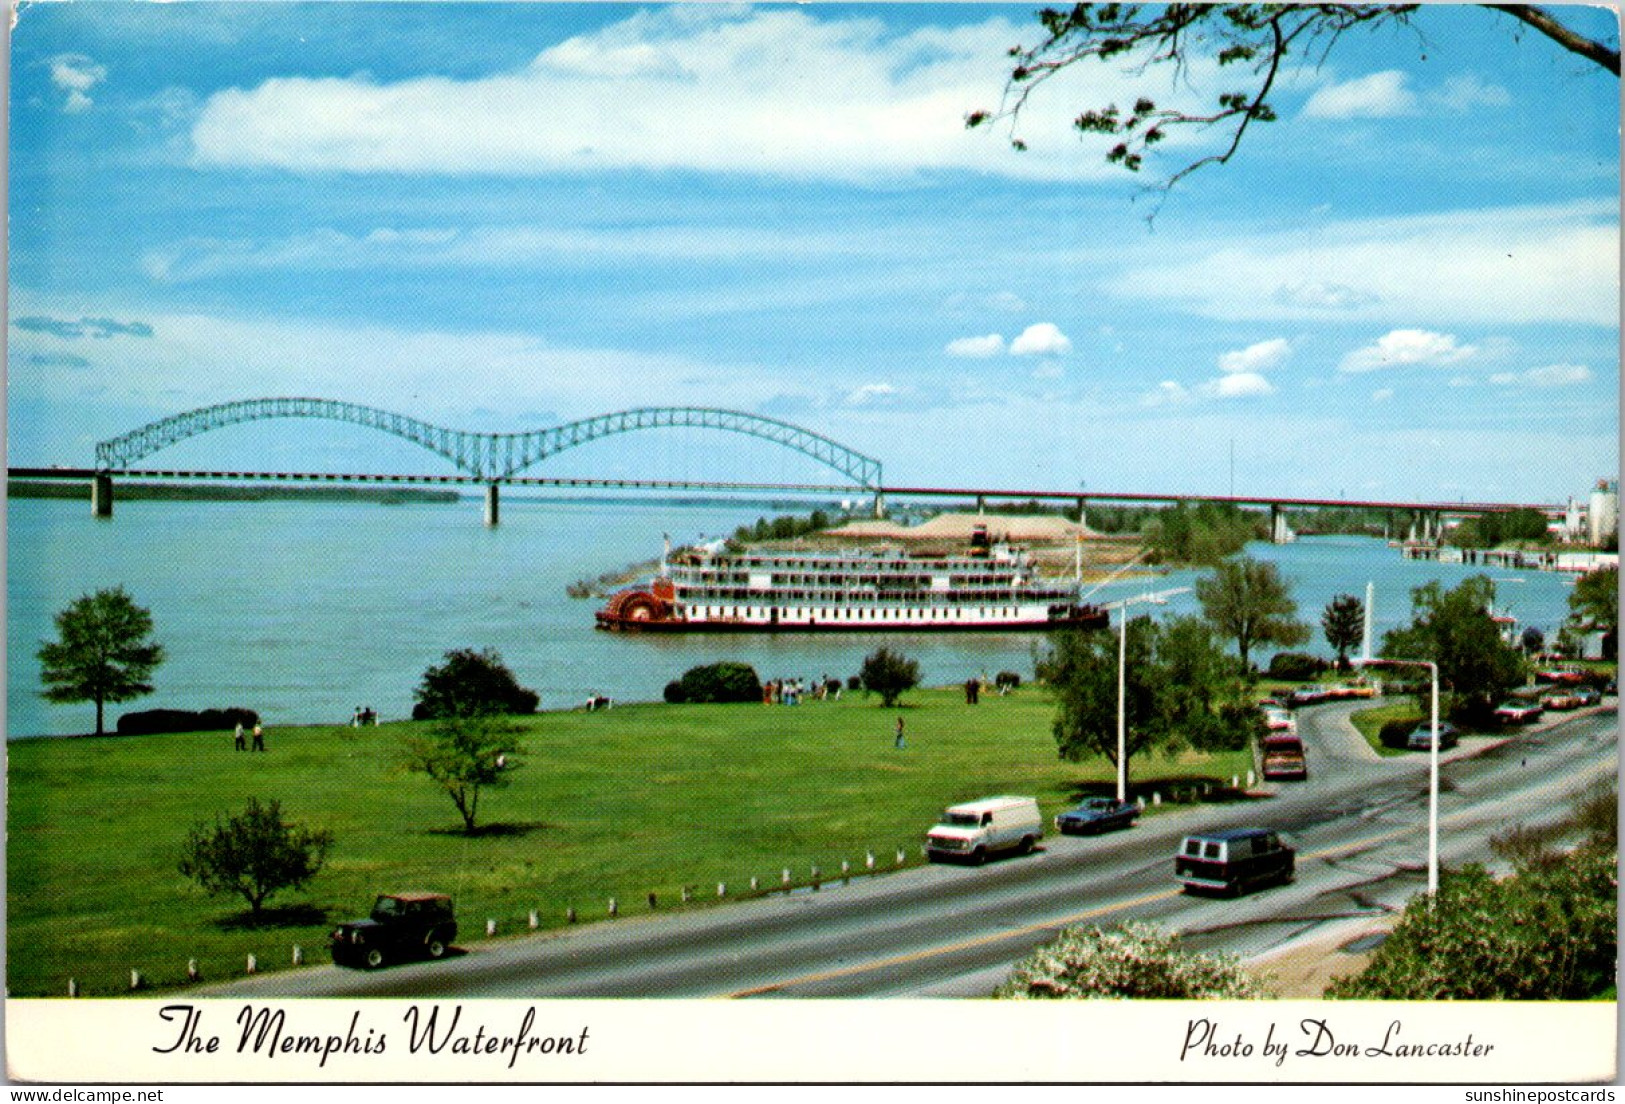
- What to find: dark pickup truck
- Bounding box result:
[1175,828,1295,896]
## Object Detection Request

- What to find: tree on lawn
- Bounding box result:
[1567,565,1618,655]
[1321,593,1366,671]
[859,646,921,707]
[1195,558,1308,678]
[412,647,539,720]
[177,797,333,920]
[1382,575,1524,722]
[38,586,166,736]
[1039,615,1251,789]
[968,5,1618,198]
[400,716,523,835]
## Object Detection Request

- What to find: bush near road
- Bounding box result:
[8,687,1252,997]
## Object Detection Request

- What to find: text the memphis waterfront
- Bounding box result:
[153,1005,590,1070]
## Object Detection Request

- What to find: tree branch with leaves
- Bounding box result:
[968,3,1618,194]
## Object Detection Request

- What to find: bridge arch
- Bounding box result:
[94,398,883,487]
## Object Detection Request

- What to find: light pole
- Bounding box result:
[1354,656,1441,897]
[1102,587,1191,803]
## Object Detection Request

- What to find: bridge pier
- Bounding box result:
[484,483,500,528]
[1075,497,1087,528]
[91,474,114,519]
[1269,504,1292,544]
[975,494,986,515]
[872,492,887,519]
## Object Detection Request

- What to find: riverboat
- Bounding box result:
[595,540,1109,632]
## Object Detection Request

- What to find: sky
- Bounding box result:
[7,2,1620,504]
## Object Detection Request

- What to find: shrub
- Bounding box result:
[1378,717,1422,749]
[118,707,259,736]
[664,662,762,704]
[1266,652,1328,680]
[995,671,1022,689]
[847,675,863,691]
[412,648,539,720]
[996,921,1262,999]
[1327,847,1618,999]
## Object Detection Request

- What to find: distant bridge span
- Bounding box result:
[94,398,884,488]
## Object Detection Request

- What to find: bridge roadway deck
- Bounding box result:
[6,468,1559,514]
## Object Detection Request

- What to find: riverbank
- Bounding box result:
[8,479,459,505]
[7,684,1251,997]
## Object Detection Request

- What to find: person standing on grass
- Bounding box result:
[233,721,246,751]
[894,715,905,749]
[252,722,265,752]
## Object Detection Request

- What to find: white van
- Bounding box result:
[925,795,1043,864]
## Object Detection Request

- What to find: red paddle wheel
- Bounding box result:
[596,580,676,629]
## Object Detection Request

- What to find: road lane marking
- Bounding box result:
[722,756,1616,1000]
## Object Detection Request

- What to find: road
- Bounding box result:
[202,700,1617,999]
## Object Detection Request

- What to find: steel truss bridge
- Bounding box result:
[94,399,883,488]
[7,397,1562,531]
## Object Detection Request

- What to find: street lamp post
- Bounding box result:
[1355,655,1441,897]
[1103,587,1191,803]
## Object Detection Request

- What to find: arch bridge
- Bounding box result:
[92,399,884,523]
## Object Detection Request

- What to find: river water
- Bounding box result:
[5,495,1583,737]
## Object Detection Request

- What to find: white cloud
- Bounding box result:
[1340,329,1478,373]
[186,8,1238,181]
[1009,322,1072,356]
[843,382,900,406]
[1372,388,1395,402]
[5,296,796,424]
[49,54,106,114]
[1300,70,1508,121]
[1113,200,1619,326]
[1302,70,1416,119]
[944,333,1005,358]
[1271,281,1379,311]
[143,223,874,282]
[1434,74,1511,112]
[1218,338,1291,375]
[186,10,1102,180]
[1202,372,1275,399]
[1492,363,1594,389]
[1141,381,1193,407]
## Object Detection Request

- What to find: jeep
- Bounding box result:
[331,892,457,969]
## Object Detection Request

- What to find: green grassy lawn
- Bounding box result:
[8,686,1252,997]
[1348,702,1424,758]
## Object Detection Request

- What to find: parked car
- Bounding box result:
[331,892,457,969]
[1406,722,1459,751]
[1493,701,1543,724]
[1175,828,1295,896]
[926,795,1042,864]
[1543,689,1586,711]
[1288,686,1326,707]
[1536,667,1588,685]
[1054,797,1139,836]
[1573,687,1602,707]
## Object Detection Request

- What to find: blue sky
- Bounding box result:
[8,3,1619,503]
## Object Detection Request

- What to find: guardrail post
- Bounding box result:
[292,945,302,966]
[608,897,619,917]
[245,955,257,975]
[187,959,199,981]
[486,918,497,936]
[529,910,540,929]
